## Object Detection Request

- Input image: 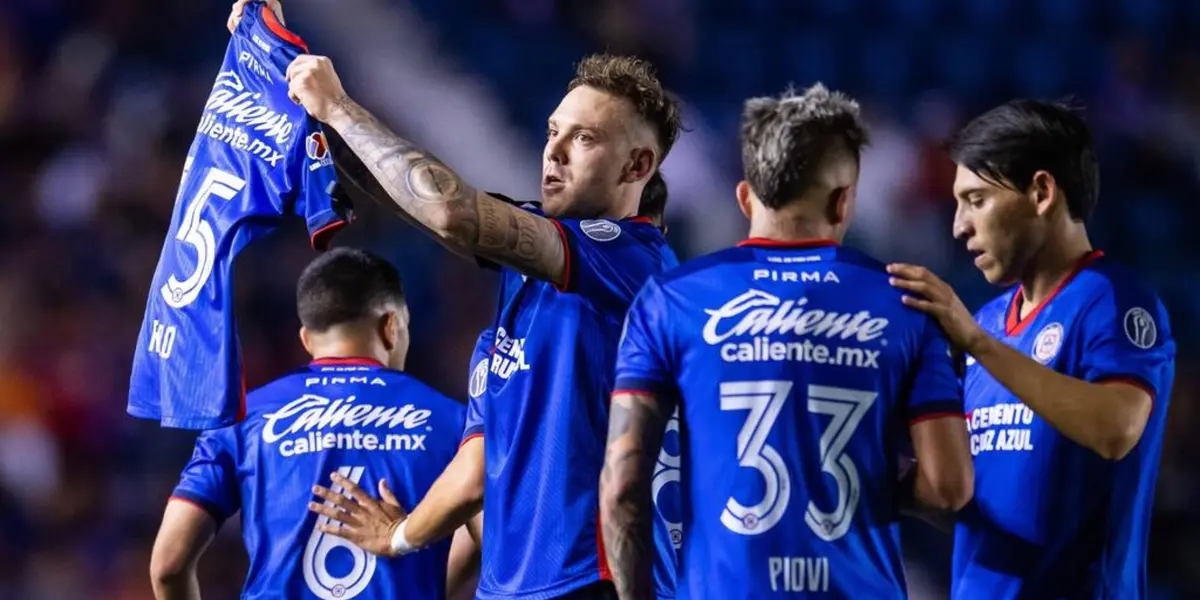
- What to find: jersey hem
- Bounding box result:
[613,376,674,398]
[475,571,605,600]
[460,431,483,448]
[129,404,237,430]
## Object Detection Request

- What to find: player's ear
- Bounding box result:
[299,326,314,355]
[379,311,398,351]
[735,180,753,220]
[623,148,655,185]
[827,185,852,227]
[1030,170,1057,217]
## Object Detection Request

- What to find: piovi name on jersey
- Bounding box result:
[703,289,887,369]
[262,394,433,457]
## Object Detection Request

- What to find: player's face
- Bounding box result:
[952,165,1044,286]
[542,86,643,218]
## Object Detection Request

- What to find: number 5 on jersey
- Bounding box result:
[161,157,247,309]
[720,381,877,541]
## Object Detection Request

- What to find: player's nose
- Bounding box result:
[952,206,972,240]
[544,138,568,166]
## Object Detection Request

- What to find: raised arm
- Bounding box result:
[601,391,673,600]
[286,56,566,285]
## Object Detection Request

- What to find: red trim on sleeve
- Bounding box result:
[611,389,655,397]
[1098,376,1157,415]
[168,496,210,512]
[597,515,613,581]
[737,237,839,249]
[627,216,654,224]
[236,371,247,422]
[459,433,483,449]
[311,357,385,367]
[908,411,966,426]
[550,219,573,293]
[260,5,309,52]
[1006,250,1104,336]
[310,219,350,251]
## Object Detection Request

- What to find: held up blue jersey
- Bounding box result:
[952,251,1176,600]
[476,196,678,600]
[615,239,963,600]
[129,4,350,430]
[171,358,465,600]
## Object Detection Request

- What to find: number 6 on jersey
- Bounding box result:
[720,381,877,541]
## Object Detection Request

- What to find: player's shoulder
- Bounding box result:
[1074,253,1171,334]
[1076,254,1164,307]
[658,245,754,286]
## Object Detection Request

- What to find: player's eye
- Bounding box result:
[575,132,594,144]
[546,128,558,140]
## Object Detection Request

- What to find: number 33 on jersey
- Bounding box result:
[128,4,351,430]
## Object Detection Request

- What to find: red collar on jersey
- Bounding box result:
[1006,249,1105,336]
[737,237,839,249]
[310,357,385,367]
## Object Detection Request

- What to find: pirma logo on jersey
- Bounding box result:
[262,394,432,457]
[1123,307,1157,349]
[1032,322,1063,364]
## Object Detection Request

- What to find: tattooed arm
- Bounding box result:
[286,55,566,285]
[601,391,673,600]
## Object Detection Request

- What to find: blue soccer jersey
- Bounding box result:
[129,4,350,430]
[475,196,678,599]
[463,328,492,444]
[171,357,465,600]
[652,407,683,599]
[615,239,963,599]
[952,251,1176,600]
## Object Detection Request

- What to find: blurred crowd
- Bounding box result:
[0,0,1198,598]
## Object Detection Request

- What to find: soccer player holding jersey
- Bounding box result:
[280,12,682,596]
[602,85,974,599]
[150,249,476,600]
[888,100,1176,599]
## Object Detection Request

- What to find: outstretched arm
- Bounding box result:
[287,56,566,285]
[600,391,673,600]
[309,437,485,556]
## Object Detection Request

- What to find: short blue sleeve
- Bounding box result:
[171,428,240,524]
[907,316,964,423]
[554,218,669,312]
[614,278,675,396]
[463,329,493,442]
[1078,287,1174,401]
[463,328,492,441]
[294,125,352,250]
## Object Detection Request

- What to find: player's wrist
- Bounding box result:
[388,518,420,556]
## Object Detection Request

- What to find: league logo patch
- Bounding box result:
[469,357,489,399]
[1032,322,1064,364]
[1124,307,1157,349]
[306,131,333,171]
[580,219,621,242]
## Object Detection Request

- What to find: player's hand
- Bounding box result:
[286,55,350,124]
[308,473,408,557]
[887,263,988,353]
[227,0,284,34]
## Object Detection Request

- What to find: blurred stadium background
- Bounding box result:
[0,0,1198,598]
